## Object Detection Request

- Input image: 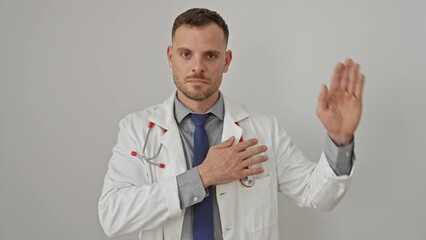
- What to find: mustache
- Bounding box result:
[185,73,208,81]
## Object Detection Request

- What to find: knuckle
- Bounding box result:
[232,172,241,179]
[246,148,255,156]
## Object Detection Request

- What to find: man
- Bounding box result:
[98,8,365,240]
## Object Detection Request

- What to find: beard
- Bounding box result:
[173,73,221,101]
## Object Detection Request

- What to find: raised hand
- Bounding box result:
[317,59,365,145]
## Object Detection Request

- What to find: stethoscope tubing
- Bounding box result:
[140,126,162,161]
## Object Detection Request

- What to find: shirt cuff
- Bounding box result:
[324,135,355,176]
[176,167,208,209]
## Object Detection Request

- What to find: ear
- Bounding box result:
[167,45,173,68]
[223,50,233,73]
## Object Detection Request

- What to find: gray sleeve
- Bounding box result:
[324,136,355,176]
[176,167,208,209]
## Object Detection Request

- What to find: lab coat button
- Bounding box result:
[193,196,198,202]
[225,226,231,231]
[345,151,350,157]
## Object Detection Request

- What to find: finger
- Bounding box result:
[242,155,268,168]
[330,63,343,91]
[355,73,365,100]
[347,63,360,95]
[234,138,258,152]
[212,136,235,149]
[239,145,268,160]
[241,166,264,177]
[316,84,329,115]
[340,58,353,91]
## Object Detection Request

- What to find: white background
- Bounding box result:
[1,0,425,239]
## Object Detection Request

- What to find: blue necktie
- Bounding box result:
[191,113,213,240]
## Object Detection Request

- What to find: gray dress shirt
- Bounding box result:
[174,93,354,240]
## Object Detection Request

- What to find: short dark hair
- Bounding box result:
[172,8,229,43]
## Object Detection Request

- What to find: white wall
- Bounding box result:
[1,0,425,239]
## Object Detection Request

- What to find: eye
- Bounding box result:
[180,51,191,59]
[206,53,217,60]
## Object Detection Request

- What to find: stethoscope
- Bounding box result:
[130,122,166,168]
[130,121,255,187]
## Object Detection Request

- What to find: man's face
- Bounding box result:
[167,23,232,102]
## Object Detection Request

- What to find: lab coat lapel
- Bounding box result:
[222,95,249,143]
[148,94,187,172]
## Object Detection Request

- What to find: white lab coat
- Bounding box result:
[98,94,353,240]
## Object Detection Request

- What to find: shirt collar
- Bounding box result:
[174,92,224,123]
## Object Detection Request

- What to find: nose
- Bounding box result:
[192,56,206,74]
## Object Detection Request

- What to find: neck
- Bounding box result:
[177,91,219,114]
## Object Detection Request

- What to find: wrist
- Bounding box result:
[197,164,212,188]
[328,133,353,146]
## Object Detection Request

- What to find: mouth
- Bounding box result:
[186,78,209,85]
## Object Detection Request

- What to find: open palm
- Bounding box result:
[317,59,365,145]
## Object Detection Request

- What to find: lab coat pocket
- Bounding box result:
[239,175,278,232]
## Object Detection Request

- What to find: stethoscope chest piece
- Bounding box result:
[240,175,255,187]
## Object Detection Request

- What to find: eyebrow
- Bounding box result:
[176,47,191,52]
[175,47,221,55]
[205,50,221,56]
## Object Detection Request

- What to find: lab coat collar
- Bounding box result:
[147,93,176,131]
[148,92,250,166]
[148,92,249,130]
[221,94,249,143]
[223,94,249,123]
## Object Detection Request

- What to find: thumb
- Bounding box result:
[213,136,235,149]
[317,84,329,114]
